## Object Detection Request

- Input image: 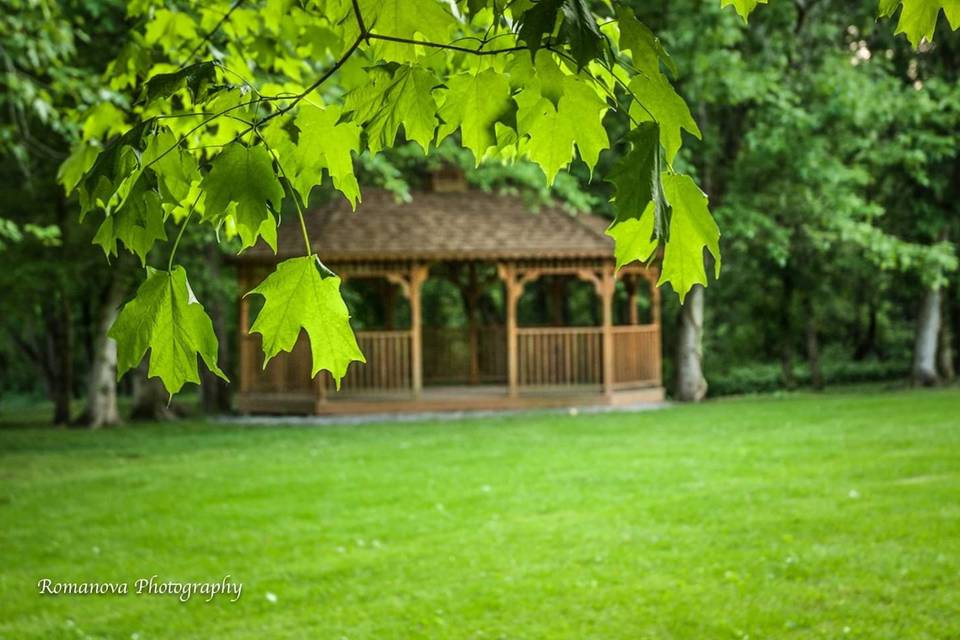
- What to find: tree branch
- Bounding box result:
[366,32,527,56]
[351,0,369,41]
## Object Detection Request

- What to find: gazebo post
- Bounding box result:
[465,264,480,385]
[499,263,520,397]
[409,264,429,399]
[649,270,663,387]
[601,265,616,397]
[314,372,327,413]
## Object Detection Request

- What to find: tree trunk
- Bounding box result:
[675,284,707,402]
[804,293,823,391]
[47,294,74,425]
[805,301,823,390]
[779,268,796,389]
[913,286,941,386]
[44,199,74,425]
[77,276,126,428]
[130,363,177,421]
[951,281,960,381]
[939,300,955,382]
[853,299,878,361]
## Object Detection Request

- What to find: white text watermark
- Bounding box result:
[36,575,243,603]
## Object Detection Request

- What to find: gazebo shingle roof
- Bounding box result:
[239,188,615,262]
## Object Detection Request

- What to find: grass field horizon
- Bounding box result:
[1,387,958,638]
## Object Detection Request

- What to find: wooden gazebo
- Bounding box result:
[234,180,663,415]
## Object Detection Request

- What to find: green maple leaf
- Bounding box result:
[358,0,457,61]
[143,130,198,206]
[294,104,361,207]
[658,174,721,303]
[93,175,166,265]
[720,0,768,20]
[559,76,609,172]
[628,72,701,164]
[559,0,606,69]
[247,256,365,388]
[879,0,960,46]
[607,122,667,239]
[78,119,155,216]
[515,89,572,183]
[110,266,227,395]
[139,61,219,105]
[615,6,676,78]
[516,75,608,183]
[200,142,284,250]
[606,202,658,270]
[438,70,513,164]
[517,0,605,68]
[58,143,99,194]
[345,64,440,153]
[144,9,198,54]
[517,0,562,58]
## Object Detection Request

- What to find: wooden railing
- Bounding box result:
[241,323,660,397]
[517,327,603,387]
[337,330,412,391]
[242,330,412,394]
[241,331,314,395]
[612,325,661,386]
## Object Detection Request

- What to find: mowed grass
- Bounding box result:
[0,388,958,639]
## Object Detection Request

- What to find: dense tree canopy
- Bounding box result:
[3,0,957,400]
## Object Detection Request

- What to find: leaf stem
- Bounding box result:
[167,192,203,271]
[254,130,313,256]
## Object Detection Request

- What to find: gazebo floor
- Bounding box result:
[236,384,665,416]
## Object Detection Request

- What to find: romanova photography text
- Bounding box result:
[36,575,243,602]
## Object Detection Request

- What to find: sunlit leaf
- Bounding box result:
[247,256,365,388]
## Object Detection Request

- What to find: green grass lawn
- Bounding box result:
[0,388,958,639]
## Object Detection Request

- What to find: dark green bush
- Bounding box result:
[706,359,910,397]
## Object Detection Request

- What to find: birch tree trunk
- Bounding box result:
[675,284,707,402]
[913,286,941,386]
[78,276,126,428]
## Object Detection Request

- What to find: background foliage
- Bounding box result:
[0,0,958,420]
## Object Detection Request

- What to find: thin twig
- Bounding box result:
[231,33,366,141]
[185,0,246,62]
